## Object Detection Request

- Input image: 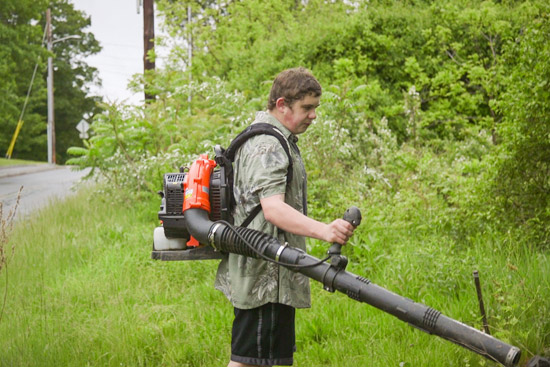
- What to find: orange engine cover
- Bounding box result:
[182,154,217,247]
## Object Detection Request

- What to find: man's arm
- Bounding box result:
[260,194,354,245]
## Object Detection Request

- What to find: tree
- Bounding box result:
[0,0,48,160]
[43,0,103,164]
[156,0,531,145]
[491,5,550,245]
[0,0,102,163]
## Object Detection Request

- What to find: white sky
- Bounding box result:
[70,0,148,105]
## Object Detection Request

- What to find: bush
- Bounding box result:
[68,77,254,194]
[489,8,550,247]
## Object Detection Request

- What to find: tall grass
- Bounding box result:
[0,187,548,366]
[0,186,23,324]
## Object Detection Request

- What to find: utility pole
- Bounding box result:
[143,0,155,101]
[46,8,56,164]
[45,9,80,164]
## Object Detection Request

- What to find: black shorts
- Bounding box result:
[231,303,296,366]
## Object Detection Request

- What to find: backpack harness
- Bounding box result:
[213,122,294,228]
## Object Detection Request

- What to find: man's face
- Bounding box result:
[282,94,320,135]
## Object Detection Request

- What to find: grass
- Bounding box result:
[0,157,46,166]
[0,186,548,366]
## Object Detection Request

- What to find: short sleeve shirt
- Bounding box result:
[214,111,311,309]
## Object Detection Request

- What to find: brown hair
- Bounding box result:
[267,67,322,110]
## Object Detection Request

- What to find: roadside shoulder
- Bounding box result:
[0,164,61,179]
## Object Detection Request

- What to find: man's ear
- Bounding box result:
[275,97,286,112]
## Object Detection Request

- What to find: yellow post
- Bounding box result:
[5,120,24,159]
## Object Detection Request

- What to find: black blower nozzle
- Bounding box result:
[180,207,521,367]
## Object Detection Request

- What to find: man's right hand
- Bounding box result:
[261,195,356,245]
[323,219,355,245]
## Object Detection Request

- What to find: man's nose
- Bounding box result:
[309,109,317,119]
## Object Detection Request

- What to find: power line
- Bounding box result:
[19,26,47,123]
[6,25,48,159]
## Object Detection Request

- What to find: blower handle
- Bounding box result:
[327,206,362,257]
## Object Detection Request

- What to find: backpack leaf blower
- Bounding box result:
[151,135,536,366]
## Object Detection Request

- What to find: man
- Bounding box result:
[215,67,355,367]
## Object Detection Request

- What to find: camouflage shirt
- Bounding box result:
[214,111,311,309]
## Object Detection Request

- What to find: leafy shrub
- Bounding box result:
[68,77,254,193]
[489,8,550,247]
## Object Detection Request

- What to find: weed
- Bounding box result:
[0,185,23,323]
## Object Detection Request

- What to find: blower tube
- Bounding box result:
[183,208,521,367]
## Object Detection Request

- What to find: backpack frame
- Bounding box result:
[211,122,294,227]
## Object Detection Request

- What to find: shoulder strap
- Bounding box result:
[222,122,295,228]
[240,204,263,228]
[225,122,293,184]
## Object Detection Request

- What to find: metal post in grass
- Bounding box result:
[473,270,490,335]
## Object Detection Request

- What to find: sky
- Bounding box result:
[70,0,147,105]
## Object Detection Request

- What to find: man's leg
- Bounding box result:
[230,303,296,367]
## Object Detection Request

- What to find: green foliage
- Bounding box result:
[0,0,102,163]
[0,157,45,166]
[77,0,550,248]
[61,1,550,361]
[490,5,550,246]
[1,182,549,366]
[0,0,48,159]
[68,77,255,193]
[158,0,530,145]
[45,0,103,164]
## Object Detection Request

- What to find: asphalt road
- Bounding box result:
[0,165,91,221]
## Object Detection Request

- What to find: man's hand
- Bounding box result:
[260,195,356,245]
[323,219,355,245]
